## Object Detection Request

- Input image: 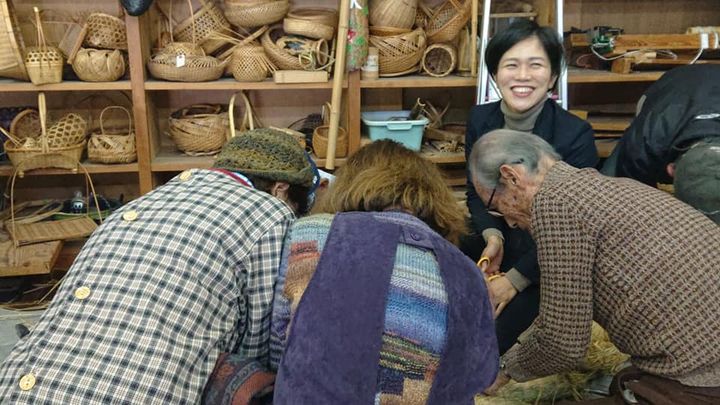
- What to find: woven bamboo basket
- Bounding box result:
[46,113,87,148]
[4,93,85,177]
[72,48,126,82]
[88,106,136,164]
[230,44,274,82]
[369,27,426,75]
[174,0,232,54]
[283,17,335,40]
[312,102,347,158]
[0,0,28,81]
[159,41,206,57]
[168,104,230,155]
[224,0,289,28]
[369,26,411,37]
[369,0,417,29]
[287,7,338,29]
[261,25,305,70]
[421,43,456,77]
[228,91,262,137]
[84,13,127,50]
[9,109,41,141]
[423,0,472,44]
[24,7,64,86]
[148,53,226,82]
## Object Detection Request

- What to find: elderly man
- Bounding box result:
[0,129,315,404]
[469,129,720,404]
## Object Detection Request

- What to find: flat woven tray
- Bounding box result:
[0,240,62,277]
[8,216,97,246]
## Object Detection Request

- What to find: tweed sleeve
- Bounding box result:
[240,217,292,367]
[502,200,595,382]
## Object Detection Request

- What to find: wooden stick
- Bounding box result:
[470,0,478,77]
[325,0,352,169]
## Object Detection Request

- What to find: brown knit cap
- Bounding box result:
[213,128,314,187]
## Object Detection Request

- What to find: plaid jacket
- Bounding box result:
[0,169,294,404]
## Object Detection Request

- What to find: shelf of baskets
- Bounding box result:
[360,74,477,89]
[151,150,346,172]
[0,79,133,92]
[144,78,347,91]
[0,161,139,176]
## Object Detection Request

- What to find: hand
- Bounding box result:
[488,275,517,318]
[479,235,504,276]
[484,371,511,396]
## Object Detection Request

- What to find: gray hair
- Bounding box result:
[468,129,561,188]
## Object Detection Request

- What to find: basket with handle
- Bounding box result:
[168,104,230,155]
[84,12,128,50]
[88,106,136,164]
[173,0,232,54]
[422,0,471,44]
[24,7,64,85]
[312,102,347,158]
[6,157,102,247]
[3,93,85,177]
[228,91,263,137]
[0,0,29,81]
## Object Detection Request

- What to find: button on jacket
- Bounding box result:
[0,169,295,404]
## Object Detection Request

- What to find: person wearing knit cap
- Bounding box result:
[0,128,314,404]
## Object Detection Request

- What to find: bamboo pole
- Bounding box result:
[325,0,352,169]
[471,0,478,77]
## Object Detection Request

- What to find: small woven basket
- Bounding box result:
[4,93,85,177]
[147,53,226,82]
[224,0,289,28]
[24,7,64,85]
[46,113,87,148]
[168,104,230,155]
[312,102,347,158]
[369,0,418,29]
[174,0,231,54]
[423,0,472,44]
[87,106,136,164]
[369,27,427,75]
[230,44,274,82]
[72,48,126,82]
[421,43,456,77]
[84,13,127,50]
[261,25,306,70]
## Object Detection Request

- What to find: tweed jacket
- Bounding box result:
[0,169,295,404]
[503,162,720,386]
[465,99,598,283]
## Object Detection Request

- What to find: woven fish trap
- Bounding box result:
[72,48,126,82]
[261,24,305,70]
[84,13,127,50]
[9,109,41,141]
[369,0,417,29]
[0,0,28,81]
[369,27,426,75]
[283,17,334,40]
[168,104,230,155]
[174,0,232,54]
[287,7,338,29]
[421,43,456,77]
[87,106,136,164]
[423,0,472,44]
[224,0,289,28]
[147,54,226,82]
[231,44,275,82]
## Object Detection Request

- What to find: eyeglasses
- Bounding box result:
[486,185,504,218]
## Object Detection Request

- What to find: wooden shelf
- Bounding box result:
[588,116,633,132]
[361,75,477,89]
[0,79,132,92]
[151,150,345,172]
[145,77,346,91]
[567,68,665,83]
[421,150,466,164]
[0,161,139,176]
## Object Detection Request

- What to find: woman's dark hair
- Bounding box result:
[485,19,564,90]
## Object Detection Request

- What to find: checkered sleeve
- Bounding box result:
[240,217,291,367]
[503,200,596,381]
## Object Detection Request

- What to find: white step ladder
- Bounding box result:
[475,0,567,110]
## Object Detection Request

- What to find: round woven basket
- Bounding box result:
[421,43,456,77]
[9,109,41,141]
[369,0,418,29]
[84,13,127,50]
[312,125,347,158]
[72,48,126,82]
[261,25,305,70]
[369,26,411,37]
[423,0,472,44]
[87,106,136,164]
[369,27,426,75]
[224,0,289,28]
[283,18,335,40]
[230,45,274,82]
[168,104,230,155]
[147,53,226,82]
[287,7,338,29]
[158,42,206,57]
[174,0,232,54]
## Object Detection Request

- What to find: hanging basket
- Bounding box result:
[168,104,230,155]
[72,48,126,82]
[0,0,29,81]
[84,13,128,50]
[24,7,64,85]
[173,0,232,54]
[87,106,136,164]
[421,43,456,77]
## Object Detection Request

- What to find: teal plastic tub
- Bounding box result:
[361,110,428,151]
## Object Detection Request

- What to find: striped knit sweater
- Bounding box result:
[504,162,720,387]
[270,212,455,402]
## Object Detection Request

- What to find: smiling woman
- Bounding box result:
[462,19,599,356]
